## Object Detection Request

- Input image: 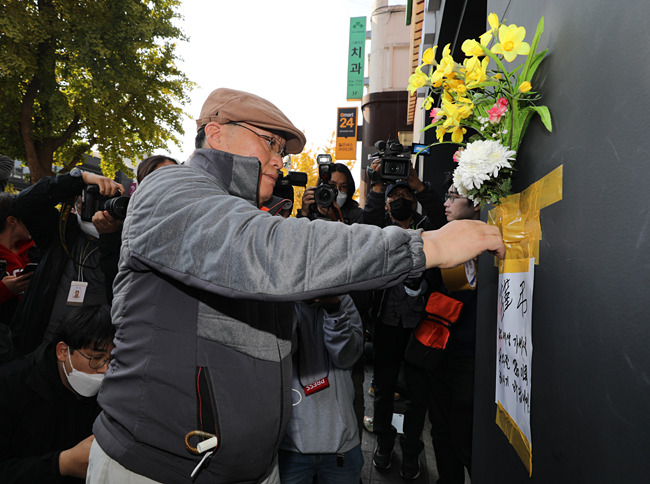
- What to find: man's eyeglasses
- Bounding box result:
[75,349,112,370]
[444,192,467,203]
[229,122,286,158]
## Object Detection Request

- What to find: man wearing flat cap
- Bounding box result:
[89,88,504,483]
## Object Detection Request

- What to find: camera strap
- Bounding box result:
[295,322,331,397]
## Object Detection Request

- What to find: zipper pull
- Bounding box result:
[190,448,215,478]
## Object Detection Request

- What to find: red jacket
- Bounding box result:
[0,239,34,304]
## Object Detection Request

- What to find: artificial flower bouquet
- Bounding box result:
[408,13,552,206]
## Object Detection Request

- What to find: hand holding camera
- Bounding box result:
[366,140,412,184]
[78,173,129,223]
[301,187,341,221]
[81,172,125,198]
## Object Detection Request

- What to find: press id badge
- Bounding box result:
[303,377,330,396]
[66,281,88,306]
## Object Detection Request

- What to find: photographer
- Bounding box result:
[299,162,362,224]
[278,295,364,483]
[7,169,125,360]
[361,157,447,478]
[0,305,115,483]
[363,161,445,230]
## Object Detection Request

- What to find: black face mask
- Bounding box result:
[388,198,413,221]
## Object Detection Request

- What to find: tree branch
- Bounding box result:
[60,136,97,173]
[51,114,81,152]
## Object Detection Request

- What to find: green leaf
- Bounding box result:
[531,105,553,132]
[523,50,548,82]
[479,43,515,93]
[521,17,545,81]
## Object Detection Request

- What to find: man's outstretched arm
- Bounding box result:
[422,220,505,269]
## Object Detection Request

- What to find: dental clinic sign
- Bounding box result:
[346,17,366,101]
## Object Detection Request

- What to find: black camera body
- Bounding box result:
[368,140,412,182]
[276,171,308,189]
[313,184,337,208]
[274,171,308,210]
[80,184,129,222]
[313,154,337,208]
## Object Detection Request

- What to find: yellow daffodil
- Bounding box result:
[479,13,500,46]
[445,77,467,95]
[430,44,457,86]
[518,81,532,93]
[463,56,489,88]
[422,46,437,65]
[436,125,448,142]
[491,24,530,62]
[488,13,500,30]
[441,89,453,103]
[461,39,485,57]
[450,126,467,143]
[423,96,434,110]
[441,98,473,127]
[407,67,428,94]
[479,30,492,46]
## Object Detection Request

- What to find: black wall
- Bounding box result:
[473,1,650,482]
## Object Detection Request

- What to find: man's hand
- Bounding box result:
[369,161,387,193]
[300,187,316,216]
[81,172,125,197]
[1,272,33,295]
[92,210,123,234]
[421,220,505,268]
[59,435,94,478]
[408,165,425,193]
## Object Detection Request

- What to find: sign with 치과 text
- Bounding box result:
[346,17,366,101]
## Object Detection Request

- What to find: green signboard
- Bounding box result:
[346,16,366,101]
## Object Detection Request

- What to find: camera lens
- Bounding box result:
[102,196,130,220]
[313,185,337,208]
[383,160,408,176]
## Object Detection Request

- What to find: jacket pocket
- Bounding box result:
[195,366,221,448]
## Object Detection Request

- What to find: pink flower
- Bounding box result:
[430,107,443,122]
[487,97,508,124]
[453,148,464,163]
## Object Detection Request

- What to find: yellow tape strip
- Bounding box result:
[496,402,532,476]
[499,258,532,274]
[489,165,563,273]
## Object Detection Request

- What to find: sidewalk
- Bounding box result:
[359,362,471,484]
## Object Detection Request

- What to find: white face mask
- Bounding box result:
[75,212,100,239]
[62,346,104,397]
[336,192,347,208]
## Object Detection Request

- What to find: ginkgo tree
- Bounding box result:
[282,133,358,217]
[0,0,193,182]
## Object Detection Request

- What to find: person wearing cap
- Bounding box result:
[88,88,505,483]
[361,166,447,478]
[362,163,445,230]
[401,178,482,484]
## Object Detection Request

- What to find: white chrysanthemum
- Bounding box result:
[453,139,515,193]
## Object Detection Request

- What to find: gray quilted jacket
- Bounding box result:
[94,148,426,483]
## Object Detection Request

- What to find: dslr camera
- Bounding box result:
[276,171,308,190]
[274,170,308,210]
[80,184,130,222]
[313,154,337,208]
[367,140,412,182]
